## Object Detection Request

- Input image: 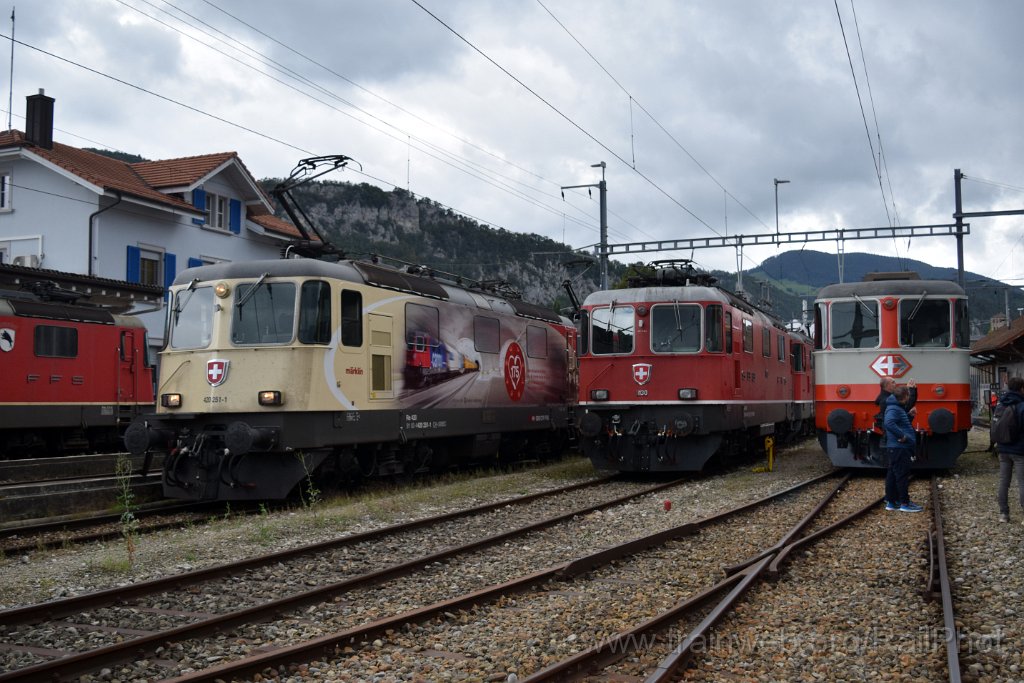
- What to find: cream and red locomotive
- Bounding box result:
[813,272,971,468]
[576,261,814,472]
[125,257,577,501]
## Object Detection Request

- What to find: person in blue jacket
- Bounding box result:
[996,376,1024,523]
[884,385,922,512]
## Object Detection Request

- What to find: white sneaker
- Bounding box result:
[999,513,1009,523]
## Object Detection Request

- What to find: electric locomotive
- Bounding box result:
[813,272,971,468]
[0,277,156,457]
[576,261,814,473]
[125,256,577,501]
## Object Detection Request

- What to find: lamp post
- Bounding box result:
[774,178,790,236]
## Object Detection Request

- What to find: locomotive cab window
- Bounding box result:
[651,303,700,353]
[299,281,332,345]
[954,299,970,348]
[170,285,214,349]
[591,305,634,355]
[829,299,879,349]
[578,310,589,356]
[899,298,951,348]
[341,289,363,347]
[705,305,723,352]
[35,325,77,358]
[724,311,733,354]
[791,342,805,372]
[232,281,296,345]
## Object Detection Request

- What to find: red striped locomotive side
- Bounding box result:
[0,292,155,456]
[813,273,971,468]
[576,262,813,473]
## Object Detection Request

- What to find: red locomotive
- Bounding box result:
[576,261,814,472]
[0,266,157,457]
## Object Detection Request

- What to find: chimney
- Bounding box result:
[25,89,54,149]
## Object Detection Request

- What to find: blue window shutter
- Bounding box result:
[126,245,141,283]
[188,257,203,268]
[229,198,242,234]
[164,253,176,289]
[192,188,207,225]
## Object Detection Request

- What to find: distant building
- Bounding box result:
[970,314,1024,410]
[0,90,301,352]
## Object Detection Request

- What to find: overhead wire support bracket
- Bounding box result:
[602,223,969,257]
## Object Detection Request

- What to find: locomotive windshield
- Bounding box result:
[829,299,879,349]
[591,305,634,354]
[899,297,951,347]
[651,303,701,352]
[232,281,296,345]
[169,286,214,349]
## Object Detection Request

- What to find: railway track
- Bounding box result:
[26,470,958,683]
[0,474,702,680]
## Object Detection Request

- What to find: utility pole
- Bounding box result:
[953,169,965,289]
[562,162,608,289]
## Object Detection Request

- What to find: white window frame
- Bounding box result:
[206,192,229,230]
[139,246,163,287]
[0,170,11,211]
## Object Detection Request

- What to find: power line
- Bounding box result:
[409,0,716,237]
[535,0,772,233]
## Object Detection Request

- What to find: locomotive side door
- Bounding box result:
[118,330,137,403]
[368,313,394,400]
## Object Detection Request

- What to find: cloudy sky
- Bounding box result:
[5,0,1024,289]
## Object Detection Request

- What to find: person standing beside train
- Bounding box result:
[884,385,923,512]
[996,376,1024,523]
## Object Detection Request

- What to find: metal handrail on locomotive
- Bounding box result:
[813,272,971,469]
[124,257,578,501]
[576,260,815,473]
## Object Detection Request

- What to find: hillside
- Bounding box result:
[262,179,1022,332]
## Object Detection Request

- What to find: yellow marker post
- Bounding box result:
[753,435,775,473]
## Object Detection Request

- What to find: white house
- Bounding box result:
[0,91,302,351]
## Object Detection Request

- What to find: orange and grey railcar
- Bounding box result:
[813,273,971,469]
[576,262,814,473]
[125,257,577,501]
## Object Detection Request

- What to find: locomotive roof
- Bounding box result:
[817,279,965,299]
[582,285,794,329]
[175,258,567,324]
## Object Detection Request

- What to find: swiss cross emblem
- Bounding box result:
[632,363,652,385]
[870,354,912,378]
[207,359,230,386]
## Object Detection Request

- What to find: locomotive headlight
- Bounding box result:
[214,281,231,298]
[934,385,945,397]
[161,393,182,408]
[678,388,698,400]
[590,389,610,401]
[258,390,284,406]
[836,385,851,398]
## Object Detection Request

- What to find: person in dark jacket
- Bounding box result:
[884,386,922,512]
[874,376,917,430]
[996,376,1024,523]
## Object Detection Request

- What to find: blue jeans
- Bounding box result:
[885,447,913,506]
[998,451,1024,516]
